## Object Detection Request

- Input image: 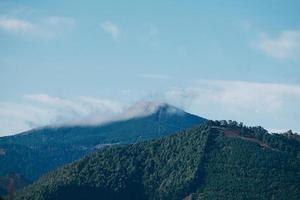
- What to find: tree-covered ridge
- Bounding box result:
[14,121,300,200]
[14,124,210,200]
[192,121,300,199]
[0,104,205,184]
[0,105,205,196]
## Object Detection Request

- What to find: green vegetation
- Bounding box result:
[0,173,31,199]
[14,121,300,200]
[0,105,205,195]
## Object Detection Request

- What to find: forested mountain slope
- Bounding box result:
[15,121,300,200]
[0,103,205,191]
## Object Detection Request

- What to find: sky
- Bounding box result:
[1,0,300,136]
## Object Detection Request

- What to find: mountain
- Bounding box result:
[0,103,206,194]
[0,173,31,198]
[14,121,300,200]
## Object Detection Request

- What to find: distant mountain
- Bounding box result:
[0,103,206,195]
[14,121,300,200]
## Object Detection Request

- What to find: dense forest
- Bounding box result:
[0,104,205,195]
[13,121,300,200]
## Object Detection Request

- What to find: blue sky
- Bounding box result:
[1,0,300,135]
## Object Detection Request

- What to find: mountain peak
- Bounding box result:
[124,101,185,119]
[156,103,186,115]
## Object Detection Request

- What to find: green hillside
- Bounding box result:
[0,103,205,192]
[14,121,300,200]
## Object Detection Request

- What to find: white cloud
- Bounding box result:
[164,80,300,132]
[25,94,71,105]
[44,16,75,28]
[23,94,123,121]
[121,101,168,119]
[0,16,76,38]
[0,95,168,136]
[257,30,300,59]
[139,73,172,80]
[1,81,300,136]
[165,80,300,114]
[0,102,54,135]
[78,96,123,113]
[0,17,35,33]
[100,21,120,41]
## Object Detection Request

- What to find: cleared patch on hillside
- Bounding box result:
[223,130,274,149]
[211,126,274,150]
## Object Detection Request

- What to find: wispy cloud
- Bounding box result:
[0,95,168,136]
[165,80,300,113]
[164,80,300,132]
[0,17,35,33]
[0,16,76,38]
[23,94,123,122]
[257,30,300,60]
[0,102,54,136]
[44,16,75,27]
[1,81,300,135]
[100,21,120,41]
[139,73,172,80]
